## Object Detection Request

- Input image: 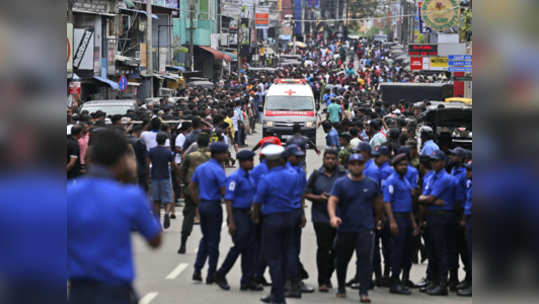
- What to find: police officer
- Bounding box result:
[328,153,384,303]
[354,142,372,169]
[419,126,439,157]
[177,132,211,254]
[383,153,419,295]
[284,144,307,298]
[457,161,472,297]
[418,150,457,296]
[191,142,229,284]
[68,129,162,304]
[252,144,300,304]
[213,150,263,292]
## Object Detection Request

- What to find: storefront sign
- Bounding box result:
[67,23,73,73]
[410,57,423,71]
[408,44,437,56]
[73,28,94,71]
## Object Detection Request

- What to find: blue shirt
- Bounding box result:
[287,162,307,209]
[148,146,174,180]
[68,174,160,284]
[386,165,419,189]
[251,160,269,190]
[326,127,340,148]
[254,166,299,215]
[225,168,256,209]
[383,172,413,212]
[420,140,439,157]
[330,175,380,231]
[451,166,467,203]
[306,167,347,223]
[464,179,472,215]
[363,160,381,186]
[379,162,393,185]
[422,169,456,211]
[192,158,227,201]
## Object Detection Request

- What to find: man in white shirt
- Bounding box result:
[141,118,170,151]
[174,122,192,165]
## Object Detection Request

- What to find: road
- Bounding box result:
[132,123,472,304]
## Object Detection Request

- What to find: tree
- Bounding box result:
[349,0,379,19]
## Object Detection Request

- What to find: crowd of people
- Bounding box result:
[67,36,472,304]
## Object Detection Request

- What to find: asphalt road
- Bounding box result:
[132,123,472,304]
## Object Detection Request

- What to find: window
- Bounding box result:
[265,96,314,111]
[199,0,209,20]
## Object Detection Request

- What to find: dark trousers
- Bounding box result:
[454,221,471,276]
[466,215,472,278]
[390,213,413,282]
[313,222,337,285]
[194,201,223,277]
[426,211,457,285]
[217,208,256,285]
[286,209,302,284]
[262,212,296,303]
[254,220,268,279]
[423,226,433,281]
[69,279,135,304]
[180,195,197,239]
[336,230,375,295]
[373,222,391,276]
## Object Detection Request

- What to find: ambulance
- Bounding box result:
[262,79,317,145]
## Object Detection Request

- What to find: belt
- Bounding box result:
[427,209,455,215]
[233,207,251,213]
[200,199,221,203]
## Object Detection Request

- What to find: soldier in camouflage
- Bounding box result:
[338,132,353,167]
[178,132,211,254]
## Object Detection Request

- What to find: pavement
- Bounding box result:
[133,123,472,304]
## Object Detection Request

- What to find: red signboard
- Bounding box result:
[256,13,269,25]
[410,57,423,71]
[409,44,438,56]
[265,111,315,117]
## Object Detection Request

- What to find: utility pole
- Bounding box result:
[292,1,296,54]
[237,14,241,83]
[147,0,153,97]
[189,2,195,71]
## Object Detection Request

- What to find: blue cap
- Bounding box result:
[397,146,410,156]
[210,142,229,153]
[448,146,466,157]
[237,150,255,161]
[430,150,447,161]
[372,145,390,156]
[348,153,365,163]
[285,144,305,156]
[354,141,371,154]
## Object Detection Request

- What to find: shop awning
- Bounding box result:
[119,8,158,19]
[127,82,141,87]
[73,9,116,17]
[93,76,120,90]
[162,73,181,80]
[166,65,186,72]
[198,46,232,62]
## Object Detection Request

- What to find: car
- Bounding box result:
[79,99,138,116]
[262,79,317,146]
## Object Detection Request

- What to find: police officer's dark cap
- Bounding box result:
[448,146,466,157]
[392,153,409,166]
[372,145,390,156]
[354,141,371,154]
[348,153,365,163]
[237,150,255,161]
[285,144,305,157]
[210,142,229,153]
[397,146,411,157]
[430,150,447,161]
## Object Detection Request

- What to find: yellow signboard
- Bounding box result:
[140,43,147,68]
[421,0,459,31]
[430,56,449,68]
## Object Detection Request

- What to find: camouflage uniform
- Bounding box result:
[179,147,211,242]
[338,144,353,167]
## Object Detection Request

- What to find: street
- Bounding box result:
[132,123,471,304]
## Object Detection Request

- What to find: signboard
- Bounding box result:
[136,0,178,9]
[448,54,472,72]
[67,23,73,73]
[119,76,128,92]
[140,43,147,68]
[256,13,269,25]
[421,0,459,32]
[73,28,95,71]
[448,55,472,61]
[453,76,472,81]
[69,81,81,95]
[438,43,466,56]
[409,44,437,56]
[410,57,423,71]
[449,67,472,72]
[429,56,449,70]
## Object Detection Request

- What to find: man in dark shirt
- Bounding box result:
[305,148,347,292]
[183,117,202,150]
[127,125,148,192]
[147,133,176,229]
[67,124,83,180]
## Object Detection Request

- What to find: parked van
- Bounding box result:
[263,79,317,145]
[79,99,138,116]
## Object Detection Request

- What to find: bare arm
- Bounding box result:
[147,233,162,249]
[328,195,342,228]
[66,156,77,171]
[225,200,236,235]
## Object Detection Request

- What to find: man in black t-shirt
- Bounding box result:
[67,125,83,180]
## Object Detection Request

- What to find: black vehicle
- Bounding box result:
[380,82,454,105]
[418,101,472,150]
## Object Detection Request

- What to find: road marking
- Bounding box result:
[139,292,158,304]
[222,221,226,228]
[165,263,189,280]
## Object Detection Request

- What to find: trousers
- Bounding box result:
[286,209,302,284]
[336,230,375,295]
[180,194,197,239]
[313,222,336,285]
[389,213,413,281]
[262,212,297,303]
[373,221,391,276]
[194,201,223,277]
[217,208,256,285]
[69,279,136,304]
[426,211,456,284]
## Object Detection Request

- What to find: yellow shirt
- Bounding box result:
[224,117,235,139]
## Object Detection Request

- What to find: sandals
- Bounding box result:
[360,295,371,303]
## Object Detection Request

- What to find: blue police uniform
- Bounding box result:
[215,166,257,286]
[254,165,299,303]
[383,172,414,285]
[330,174,380,296]
[192,157,227,279]
[450,165,470,282]
[420,140,439,157]
[422,168,457,289]
[251,159,270,281]
[464,178,472,279]
[251,160,269,190]
[68,167,160,303]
